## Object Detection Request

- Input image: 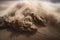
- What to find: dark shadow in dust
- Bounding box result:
[0,25,37,38]
[7,28,37,37]
[0,20,37,37]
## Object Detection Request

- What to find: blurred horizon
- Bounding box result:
[0,0,60,14]
[0,0,60,3]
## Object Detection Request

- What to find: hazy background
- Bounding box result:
[0,0,60,14]
[0,0,60,2]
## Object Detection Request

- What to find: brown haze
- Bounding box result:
[0,1,60,40]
